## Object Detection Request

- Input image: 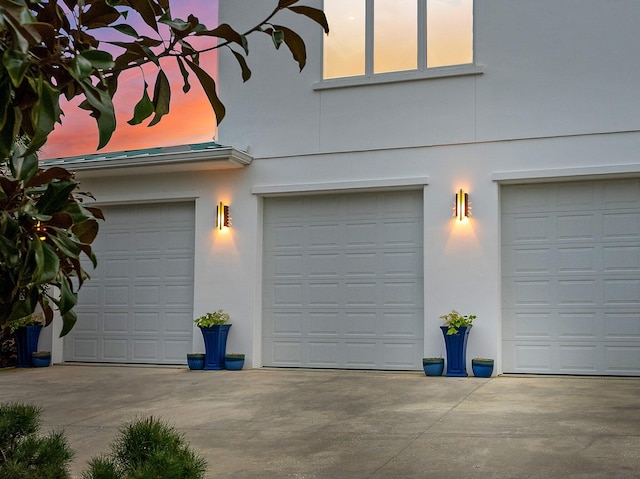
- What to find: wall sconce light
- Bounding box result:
[454,189,470,222]
[217,202,231,230]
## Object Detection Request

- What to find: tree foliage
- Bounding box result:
[0,0,329,156]
[0,402,74,479]
[0,0,328,335]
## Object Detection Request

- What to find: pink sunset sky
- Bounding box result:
[42,0,220,159]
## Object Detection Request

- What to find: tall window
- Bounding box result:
[323,0,473,80]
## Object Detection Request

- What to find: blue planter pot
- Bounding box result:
[422,358,444,376]
[472,358,494,378]
[14,325,42,368]
[441,326,471,377]
[31,353,51,368]
[225,355,245,371]
[187,354,205,370]
[200,324,231,370]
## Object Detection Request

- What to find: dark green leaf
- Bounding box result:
[59,277,77,315]
[82,1,121,28]
[9,149,39,183]
[72,219,99,245]
[26,75,62,155]
[148,70,170,127]
[36,180,78,215]
[73,78,116,149]
[47,229,81,258]
[127,82,154,125]
[272,24,306,70]
[288,6,330,34]
[112,23,140,38]
[230,49,251,82]
[185,58,226,124]
[71,54,93,80]
[2,49,30,87]
[80,50,115,70]
[272,29,285,49]
[195,23,247,53]
[175,57,191,93]
[60,309,77,337]
[40,243,60,283]
[128,0,159,32]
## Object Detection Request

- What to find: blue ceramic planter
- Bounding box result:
[225,355,244,371]
[472,358,494,378]
[200,324,231,370]
[187,354,205,370]
[31,353,51,368]
[440,326,471,377]
[422,358,444,376]
[14,325,43,368]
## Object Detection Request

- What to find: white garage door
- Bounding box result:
[64,202,195,364]
[502,180,640,375]
[263,190,424,370]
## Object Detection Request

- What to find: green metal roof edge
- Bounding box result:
[43,141,224,163]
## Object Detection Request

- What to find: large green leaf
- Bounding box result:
[175,57,191,93]
[148,70,170,126]
[36,179,77,215]
[9,148,39,183]
[112,23,140,38]
[74,78,117,149]
[2,49,30,87]
[272,25,306,71]
[72,219,99,245]
[47,228,82,258]
[58,276,77,315]
[60,308,77,337]
[80,50,115,70]
[127,82,154,125]
[288,6,330,34]
[230,49,251,82]
[27,75,62,155]
[185,58,225,124]
[40,242,60,283]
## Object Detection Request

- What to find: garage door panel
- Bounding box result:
[603,245,640,271]
[603,212,640,239]
[65,202,195,364]
[263,191,424,370]
[604,312,640,338]
[502,180,640,375]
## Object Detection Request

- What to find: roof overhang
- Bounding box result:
[42,143,253,178]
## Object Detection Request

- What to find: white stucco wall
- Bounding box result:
[52,1,640,373]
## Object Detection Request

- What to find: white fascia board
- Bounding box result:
[492,164,640,184]
[252,177,430,196]
[43,147,253,178]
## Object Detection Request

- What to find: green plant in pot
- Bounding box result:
[194,310,231,370]
[440,310,476,377]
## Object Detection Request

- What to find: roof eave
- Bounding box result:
[44,146,253,178]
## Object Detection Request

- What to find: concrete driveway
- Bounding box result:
[1,365,639,478]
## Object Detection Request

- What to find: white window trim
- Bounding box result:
[313,64,483,90]
[316,0,478,90]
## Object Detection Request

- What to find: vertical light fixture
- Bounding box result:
[455,189,469,222]
[217,202,231,230]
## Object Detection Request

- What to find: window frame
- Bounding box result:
[315,0,482,91]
